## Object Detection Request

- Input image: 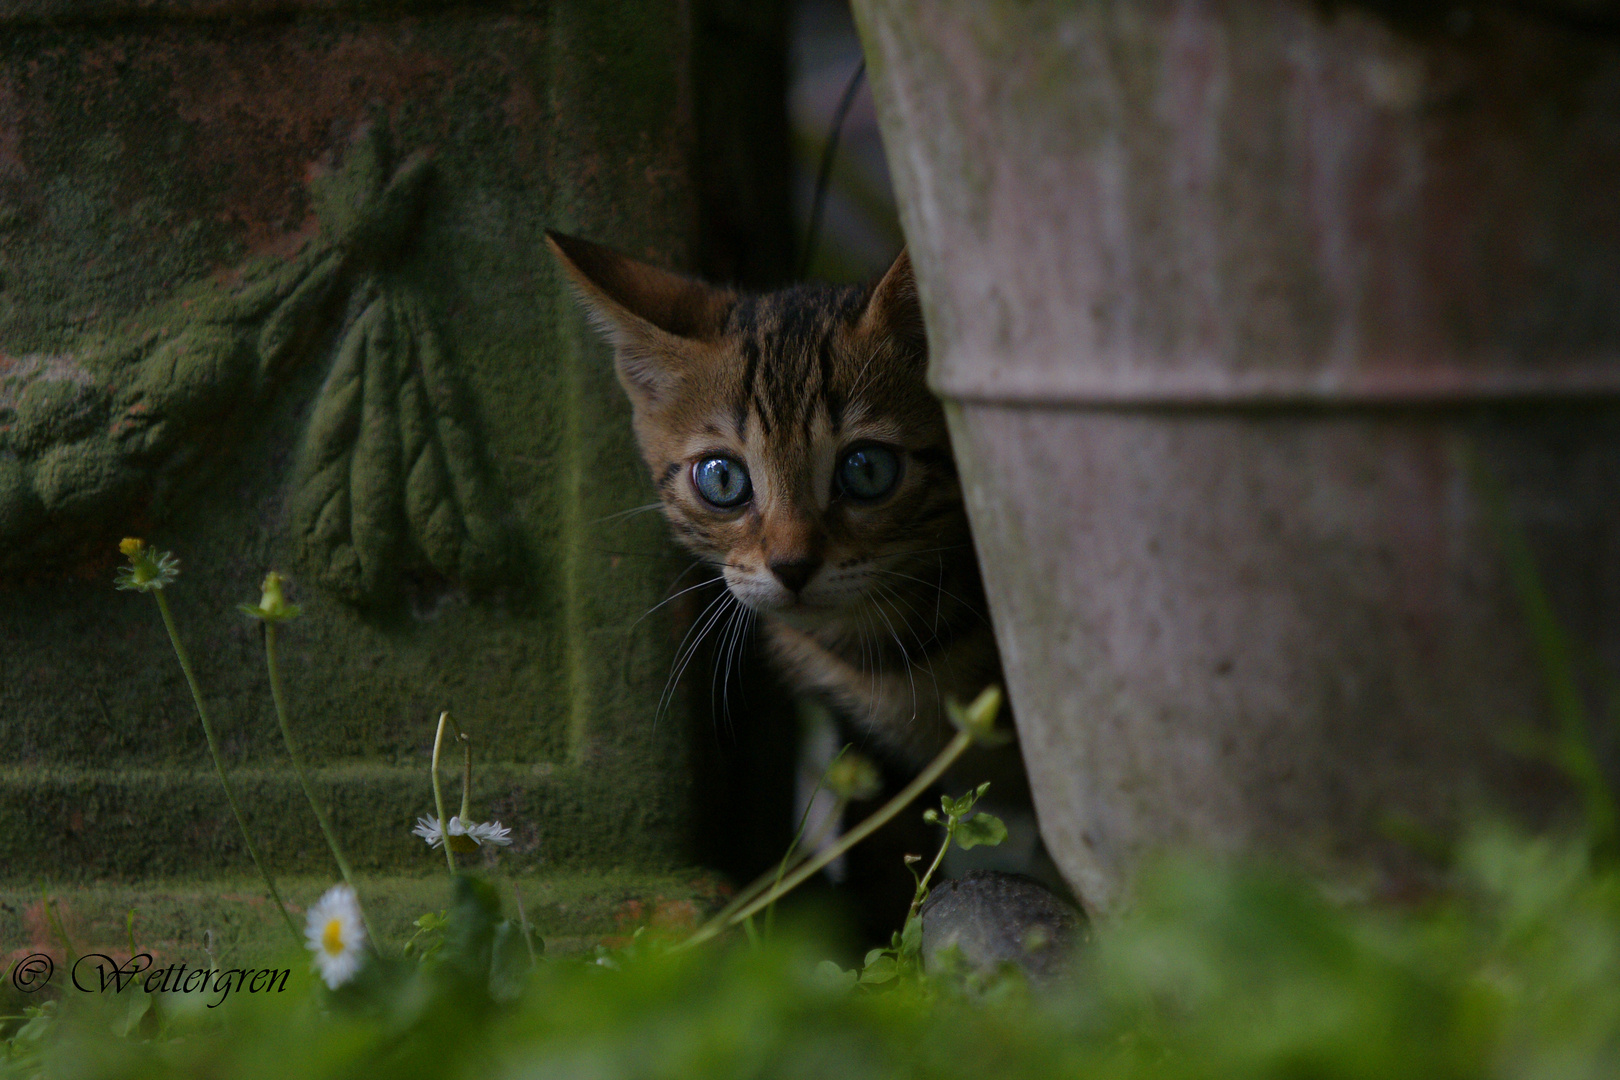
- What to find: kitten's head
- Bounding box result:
[547,232,966,630]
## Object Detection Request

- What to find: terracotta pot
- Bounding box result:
[853,0,1620,913]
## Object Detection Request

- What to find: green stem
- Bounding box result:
[153,591,299,945]
[765,795,847,939]
[763,746,849,939]
[679,730,974,950]
[907,819,955,926]
[683,787,850,951]
[431,712,457,875]
[264,623,378,950]
[681,823,823,950]
[513,883,537,966]
[39,882,77,965]
[460,735,473,824]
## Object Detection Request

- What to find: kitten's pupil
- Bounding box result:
[838,444,901,502]
[693,455,752,508]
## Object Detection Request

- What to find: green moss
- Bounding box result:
[0,3,723,922]
[0,761,690,881]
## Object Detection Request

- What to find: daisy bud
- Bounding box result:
[238,571,302,623]
[945,685,1010,748]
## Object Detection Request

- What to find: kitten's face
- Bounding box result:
[548,234,966,631]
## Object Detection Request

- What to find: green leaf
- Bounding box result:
[814,960,858,992]
[443,874,503,991]
[115,990,152,1038]
[12,1003,55,1045]
[860,955,899,984]
[954,812,1008,850]
[900,914,923,959]
[489,920,532,1002]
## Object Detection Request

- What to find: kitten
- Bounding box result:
[545,233,1003,770]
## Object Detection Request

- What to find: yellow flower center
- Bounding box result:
[321,917,347,956]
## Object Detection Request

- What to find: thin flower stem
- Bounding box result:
[765,795,848,939]
[460,736,473,824]
[153,591,299,944]
[679,730,974,950]
[38,883,77,965]
[264,623,378,950]
[762,746,850,939]
[690,746,857,944]
[907,820,955,926]
[431,712,457,875]
[513,883,537,966]
[684,793,845,948]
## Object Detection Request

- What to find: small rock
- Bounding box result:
[920,870,1083,987]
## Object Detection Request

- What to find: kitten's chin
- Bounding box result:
[762,602,840,632]
[734,589,845,632]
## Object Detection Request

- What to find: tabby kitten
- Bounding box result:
[546,232,1001,768]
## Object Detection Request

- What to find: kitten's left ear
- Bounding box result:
[856,248,926,351]
[546,230,735,403]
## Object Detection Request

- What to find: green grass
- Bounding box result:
[5,822,1618,1080]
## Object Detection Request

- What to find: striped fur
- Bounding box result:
[548,233,1001,766]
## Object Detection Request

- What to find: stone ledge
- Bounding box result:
[0,869,727,972]
[0,763,687,882]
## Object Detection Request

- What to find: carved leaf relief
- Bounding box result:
[290,286,508,604]
[0,126,512,606]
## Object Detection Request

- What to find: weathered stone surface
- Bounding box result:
[0,0,787,947]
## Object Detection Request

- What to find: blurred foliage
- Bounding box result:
[4,822,1618,1080]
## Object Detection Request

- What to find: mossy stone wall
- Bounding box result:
[0,0,750,925]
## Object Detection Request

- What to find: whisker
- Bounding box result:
[887,543,976,559]
[867,567,988,630]
[655,589,736,728]
[872,577,936,649]
[588,548,692,560]
[711,600,750,727]
[589,501,664,526]
[662,558,709,597]
[867,586,919,725]
[857,603,881,733]
[658,595,734,729]
[628,574,727,635]
[720,606,754,733]
[876,579,944,709]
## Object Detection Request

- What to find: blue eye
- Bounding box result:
[838,444,901,502]
[692,456,752,508]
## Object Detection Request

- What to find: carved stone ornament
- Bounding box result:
[0,125,511,605]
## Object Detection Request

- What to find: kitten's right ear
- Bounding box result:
[546,231,735,403]
[856,247,926,352]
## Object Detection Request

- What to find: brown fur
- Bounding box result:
[547,233,1001,767]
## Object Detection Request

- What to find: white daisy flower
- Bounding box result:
[413,815,513,853]
[463,819,513,846]
[305,884,367,989]
[114,538,180,593]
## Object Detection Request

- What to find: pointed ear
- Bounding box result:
[856,248,926,352]
[546,231,735,402]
